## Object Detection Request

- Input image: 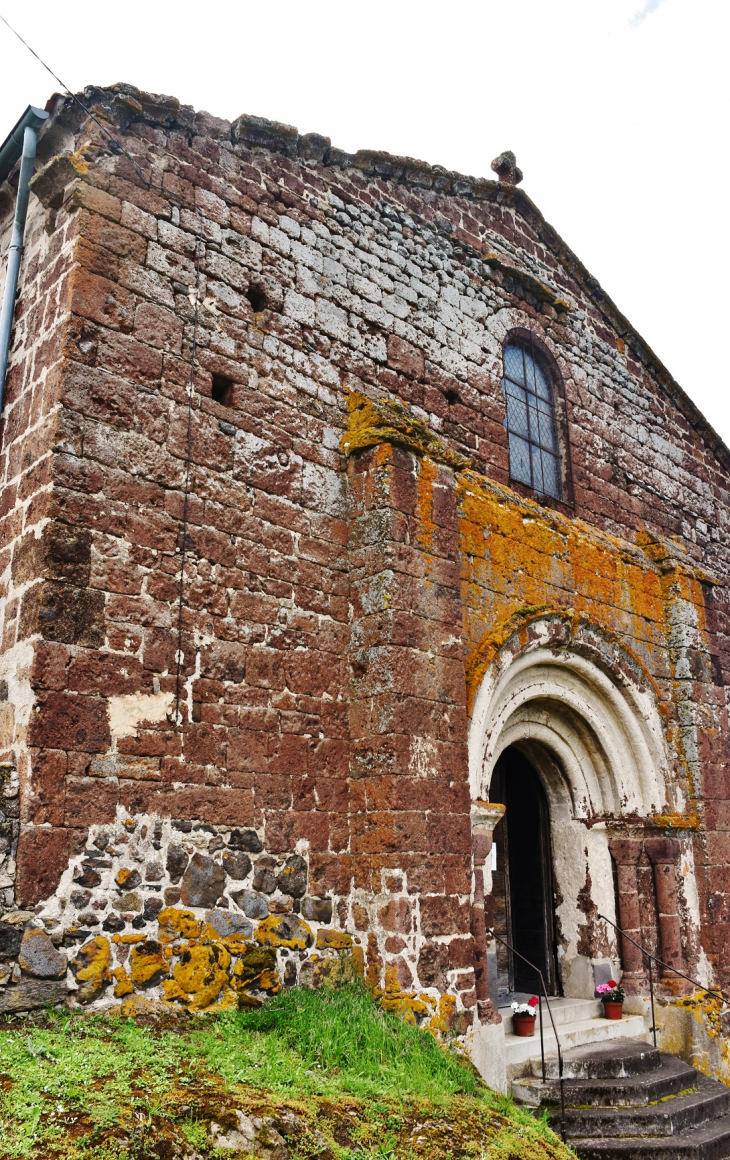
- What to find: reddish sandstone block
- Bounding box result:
[15,825,71,906]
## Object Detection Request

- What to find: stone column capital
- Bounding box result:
[471,800,506,835]
[609,837,643,866]
[645,837,681,865]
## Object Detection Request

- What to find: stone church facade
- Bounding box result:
[0,84,727,1087]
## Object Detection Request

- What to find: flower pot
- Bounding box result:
[602,1001,623,1020]
[513,1014,536,1037]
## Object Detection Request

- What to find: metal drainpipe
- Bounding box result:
[0,106,50,418]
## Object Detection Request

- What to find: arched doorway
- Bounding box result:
[469,614,672,1000]
[491,747,558,997]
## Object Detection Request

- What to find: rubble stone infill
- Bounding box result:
[0,809,463,1031]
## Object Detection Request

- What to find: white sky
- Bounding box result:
[0,0,728,448]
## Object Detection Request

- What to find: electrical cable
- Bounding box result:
[0,11,160,192]
[0,10,206,730]
[174,209,205,728]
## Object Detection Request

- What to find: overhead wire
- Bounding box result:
[0,9,206,730]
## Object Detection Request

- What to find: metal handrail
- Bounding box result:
[487,927,566,1142]
[598,913,729,1050]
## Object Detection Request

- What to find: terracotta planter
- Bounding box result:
[513,1014,537,1037]
[602,1000,623,1020]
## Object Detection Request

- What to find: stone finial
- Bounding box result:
[490,151,523,186]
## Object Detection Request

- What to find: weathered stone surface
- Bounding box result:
[0,978,68,1012]
[112,891,142,913]
[256,914,313,950]
[222,851,252,880]
[18,927,68,979]
[277,856,307,898]
[166,845,189,884]
[0,921,22,961]
[205,909,253,939]
[229,830,263,854]
[102,913,125,932]
[129,940,168,987]
[209,1110,288,1158]
[116,867,141,889]
[69,936,112,1003]
[172,942,231,1009]
[180,854,226,908]
[231,890,269,919]
[252,860,277,894]
[301,897,332,924]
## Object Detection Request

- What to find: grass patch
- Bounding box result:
[0,982,575,1159]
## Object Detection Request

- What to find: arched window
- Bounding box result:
[502,341,561,500]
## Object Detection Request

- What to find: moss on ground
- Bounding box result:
[0,983,576,1159]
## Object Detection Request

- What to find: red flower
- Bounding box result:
[529,996,539,1006]
[608,980,618,987]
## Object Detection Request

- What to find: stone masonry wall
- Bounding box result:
[0,83,726,1020]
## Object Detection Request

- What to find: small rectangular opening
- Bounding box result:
[211,374,234,407]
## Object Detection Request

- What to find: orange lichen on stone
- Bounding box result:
[157,906,210,943]
[172,943,231,1009]
[129,940,168,987]
[111,966,134,998]
[341,390,469,470]
[315,928,353,950]
[255,914,313,950]
[70,936,112,1003]
[457,472,683,716]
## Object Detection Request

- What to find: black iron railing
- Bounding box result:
[598,913,728,1050]
[487,927,566,1142]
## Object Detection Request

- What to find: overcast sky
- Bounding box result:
[0,0,727,449]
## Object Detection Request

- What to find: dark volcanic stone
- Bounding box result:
[277,855,307,898]
[301,897,332,923]
[180,853,225,908]
[231,889,269,919]
[229,829,263,854]
[73,866,102,889]
[0,921,22,961]
[18,927,68,979]
[204,909,253,938]
[143,896,164,921]
[166,844,189,884]
[252,861,277,894]
[222,851,252,880]
[102,914,125,933]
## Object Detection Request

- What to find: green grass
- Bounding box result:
[0,982,574,1160]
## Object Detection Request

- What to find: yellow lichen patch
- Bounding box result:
[161,978,187,1003]
[120,994,163,1018]
[157,906,208,942]
[206,984,240,1012]
[112,933,147,945]
[116,867,137,888]
[380,990,431,1024]
[172,943,231,1009]
[651,810,702,831]
[70,936,112,1002]
[129,940,169,987]
[231,945,277,988]
[316,929,353,950]
[255,914,313,950]
[257,969,282,994]
[427,994,459,1035]
[342,390,469,470]
[456,470,698,730]
[111,967,134,998]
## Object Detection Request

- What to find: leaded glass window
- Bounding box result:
[502,342,561,500]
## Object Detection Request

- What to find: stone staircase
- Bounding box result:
[513,1039,730,1159]
[499,997,648,1082]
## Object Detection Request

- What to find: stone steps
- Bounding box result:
[512,1052,697,1107]
[500,998,649,1080]
[513,1039,730,1160]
